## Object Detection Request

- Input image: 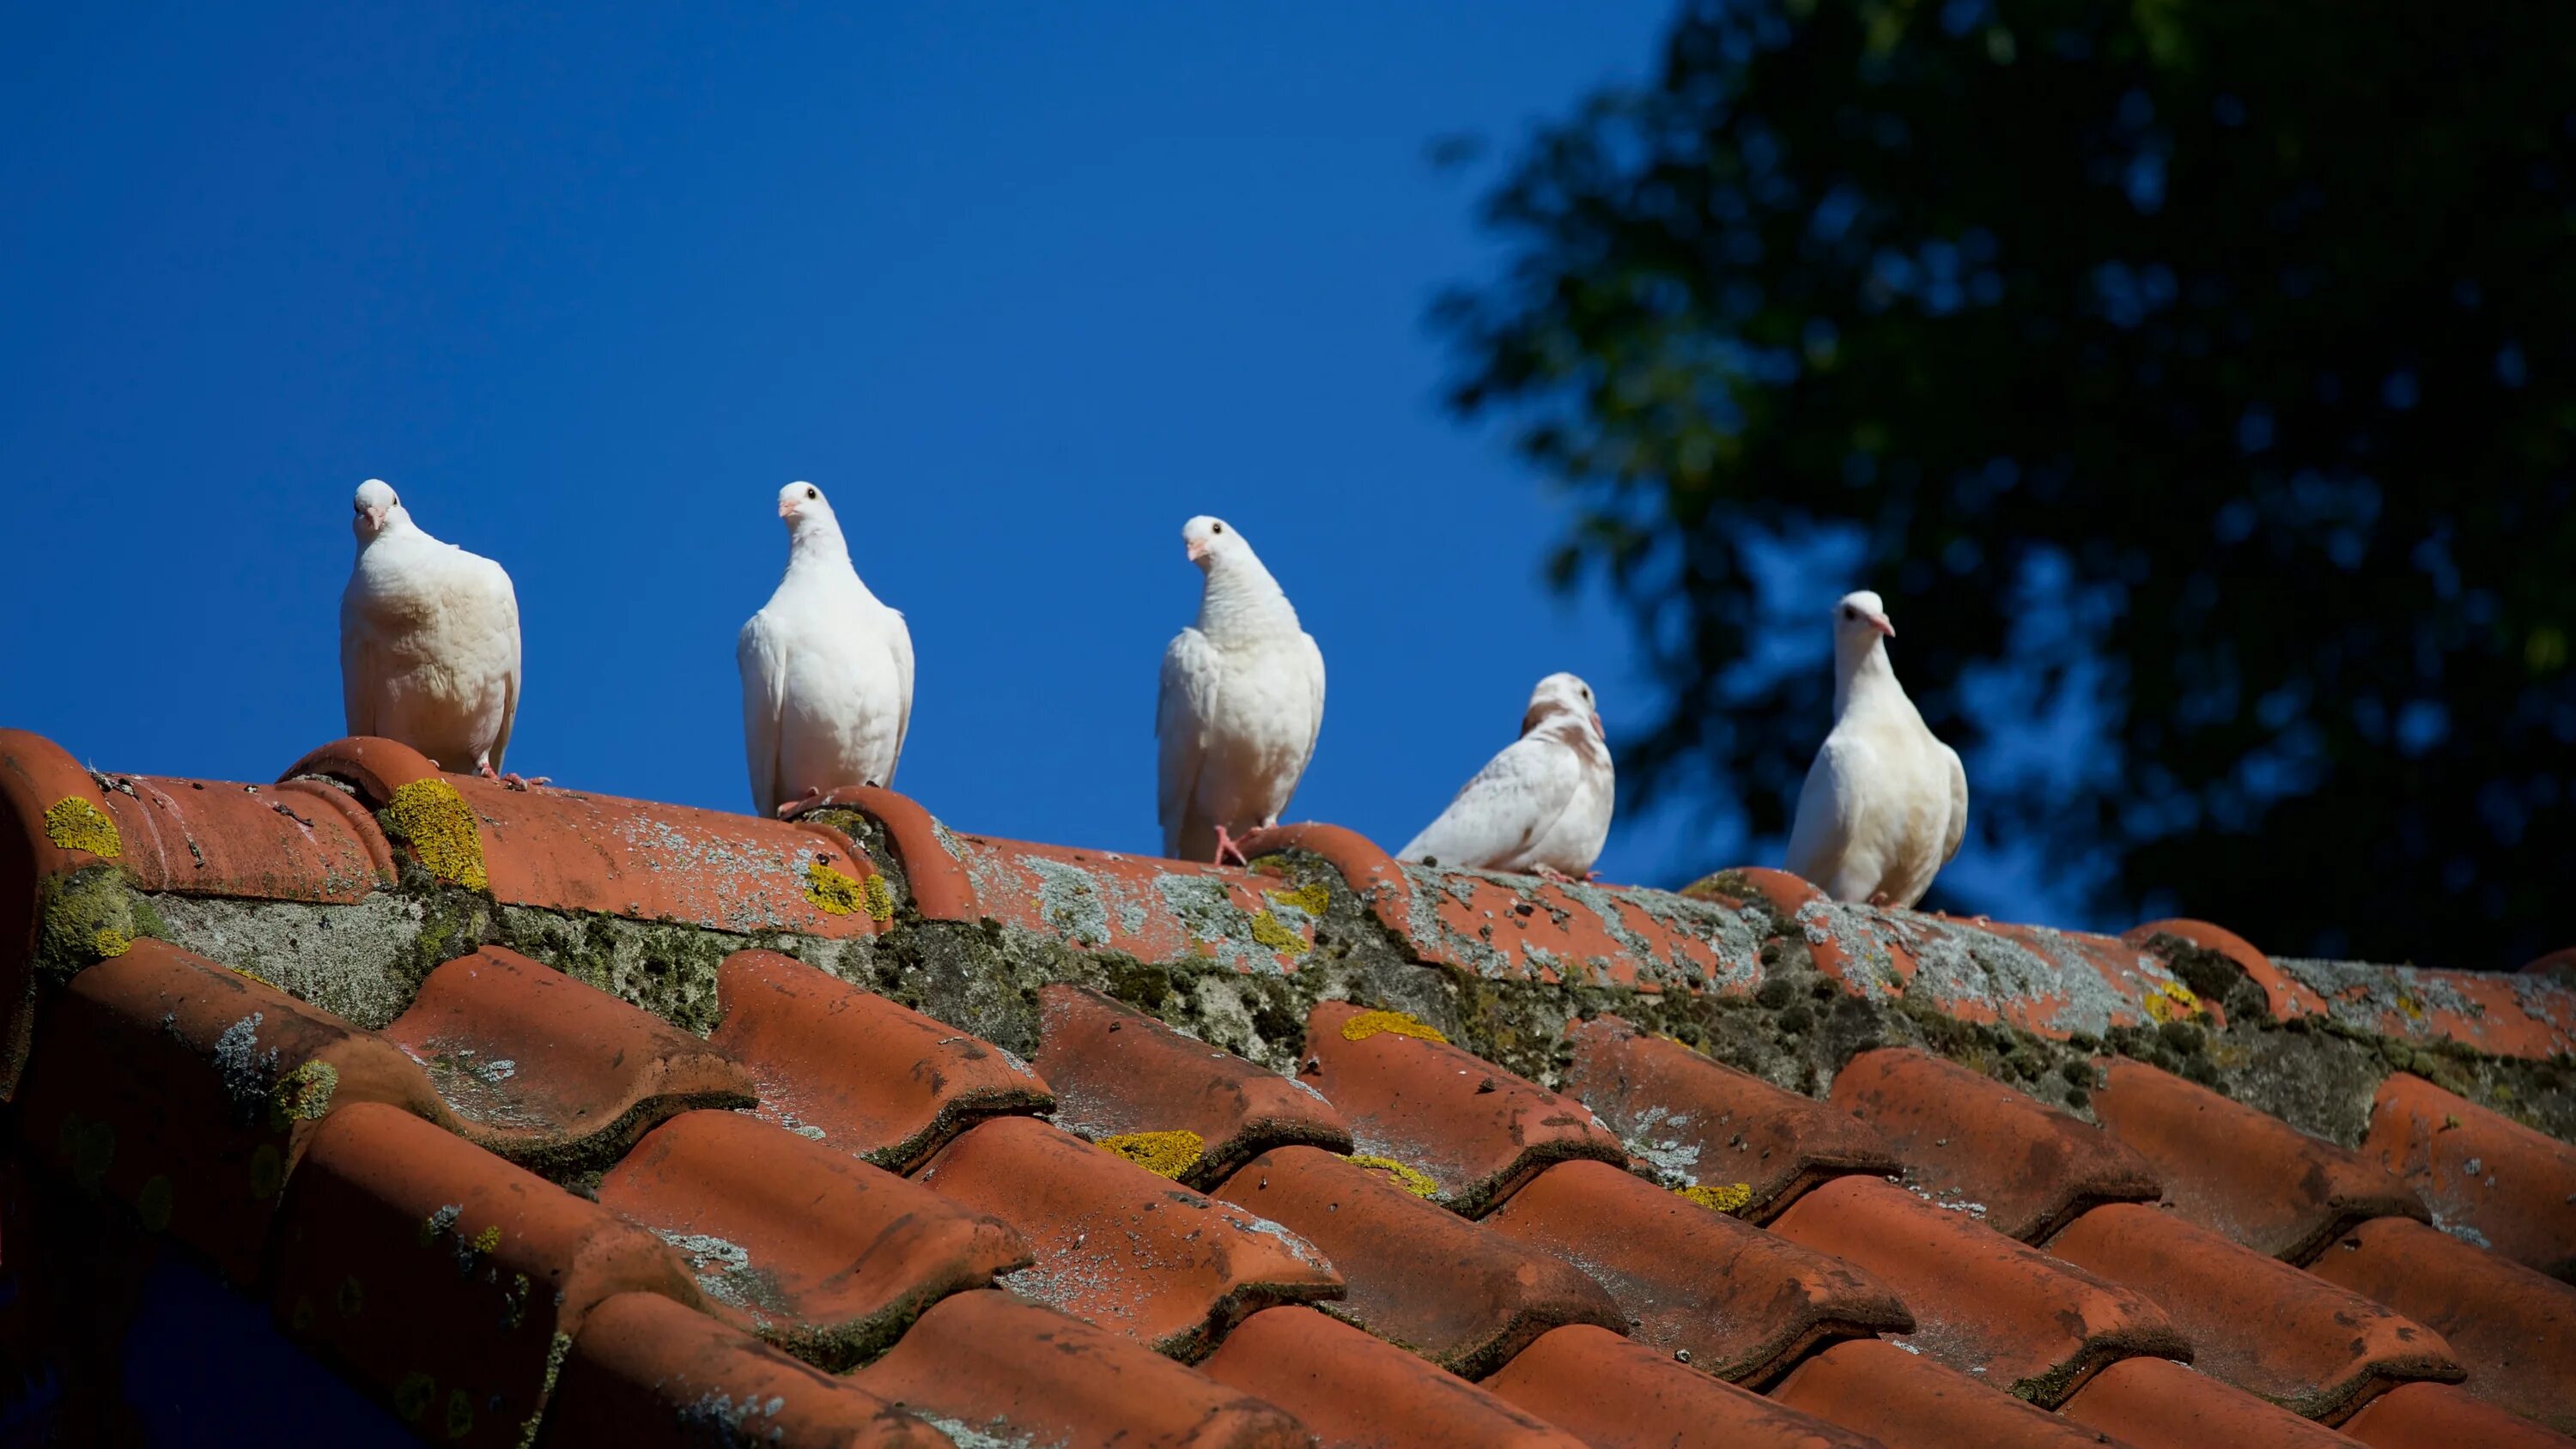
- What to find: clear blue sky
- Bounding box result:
[0,4,2063,915]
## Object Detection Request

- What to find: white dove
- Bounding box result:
[738,481,915,818]
[1785,590,1967,906]
[1396,673,1613,881]
[339,479,533,785]
[1157,516,1325,864]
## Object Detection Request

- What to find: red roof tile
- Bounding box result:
[1212,1144,1622,1377]
[2057,1355,2364,1449]
[1561,1013,1900,1223]
[1482,1325,1887,1448]
[595,1108,1029,1369]
[1828,1046,2162,1242]
[14,938,450,1286]
[2123,916,2330,1020]
[2362,1071,2576,1282]
[9,733,2576,1446]
[384,944,756,1171]
[2305,1215,2576,1434]
[289,737,895,938]
[270,1101,704,1446]
[1481,1157,1911,1385]
[1250,823,1764,992]
[1036,983,1352,1189]
[1769,1337,2129,1447]
[2049,1202,2462,1421]
[542,1290,950,1448]
[710,949,1053,1172]
[1300,998,1624,1216]
[1766,1175,2188,1405]
[914,1114,1343,1361]
[2339,1379,2576,1449]
[1199,1306,1591,1448]
[851,1289,1314,1448]
[2090,1055,2427,1264]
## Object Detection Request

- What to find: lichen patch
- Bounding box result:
[1340,1009,1448,1045]
[42,797,122,858]
[1677,1181,1753,1214]
[1346,1154,1438,1197]
[1098,1129,1206,1179]
[381,780,488,890]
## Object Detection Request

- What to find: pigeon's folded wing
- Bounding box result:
[737,614,789,816]
[1785,733,1865,886]
[1157,628,1221,854]
[1398,736,1580,867]
[489,569,523,773]
[887,611,916,785]
[1941,742,1969,865]
[1298,631,1327,762]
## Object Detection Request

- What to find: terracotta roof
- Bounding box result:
[3,726,2573,1448]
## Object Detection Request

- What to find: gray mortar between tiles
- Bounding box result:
[110,843,2576,1182]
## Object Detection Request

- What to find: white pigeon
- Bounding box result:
[1157,516,1326,864]
[738,481,916,818]
[339,479,532,785]
[1396,673,1613,880]
[1785,590,1968,906]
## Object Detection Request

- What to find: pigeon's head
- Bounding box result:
[1524,672,1604,743]
[1834,590,1895,647]
[777,480,836,525]
[1182,515,1249,571]
[350,479,410,543]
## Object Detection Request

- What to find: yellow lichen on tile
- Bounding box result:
[1265,882,1331,916]
[862,872,896,922]
[232,964,280,991]
[43,797,121,858]
[472,1224,502,1253]
[1340,1009,1449,1045]
[1347,1154,1439,1198]
[805,858,863,915]
[270,1058,340,1128]
[1099,1129,1206,1179]
[91,926,131,958]
[1677,1182,1754,1214]
[382,780,488,890]
[1249,908,1310,955]
[2142,978,2201,1024]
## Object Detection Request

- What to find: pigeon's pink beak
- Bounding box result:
[1868,611,1895,639]
[1590,710,1606,739]
[363,506,388,529]
[1185,537,1210,563]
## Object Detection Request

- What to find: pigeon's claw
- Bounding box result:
[1867,890,1895,908]
[500,773,549,791]
[1534,864,1575,883]
[1211,826,1251,868]
[775,785,823,820]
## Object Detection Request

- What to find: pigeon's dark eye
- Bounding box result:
[805,487,818,500]
[1841,605,1856,619]
[1212,523,1224,534]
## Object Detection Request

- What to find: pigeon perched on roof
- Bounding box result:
[738,481,915,818]
[339,479,532,785]
[1785,590,1967,907]
[1157,516,1325,865]
[1395,673,1613,881]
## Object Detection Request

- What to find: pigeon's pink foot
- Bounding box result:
[500,773,549,791]
[1534,864,1575,883]
[775,785,823,821]
[1867,891,1894,908]
[1210,826,1251,868]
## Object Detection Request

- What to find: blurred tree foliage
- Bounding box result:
[1437,0,2576,964]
